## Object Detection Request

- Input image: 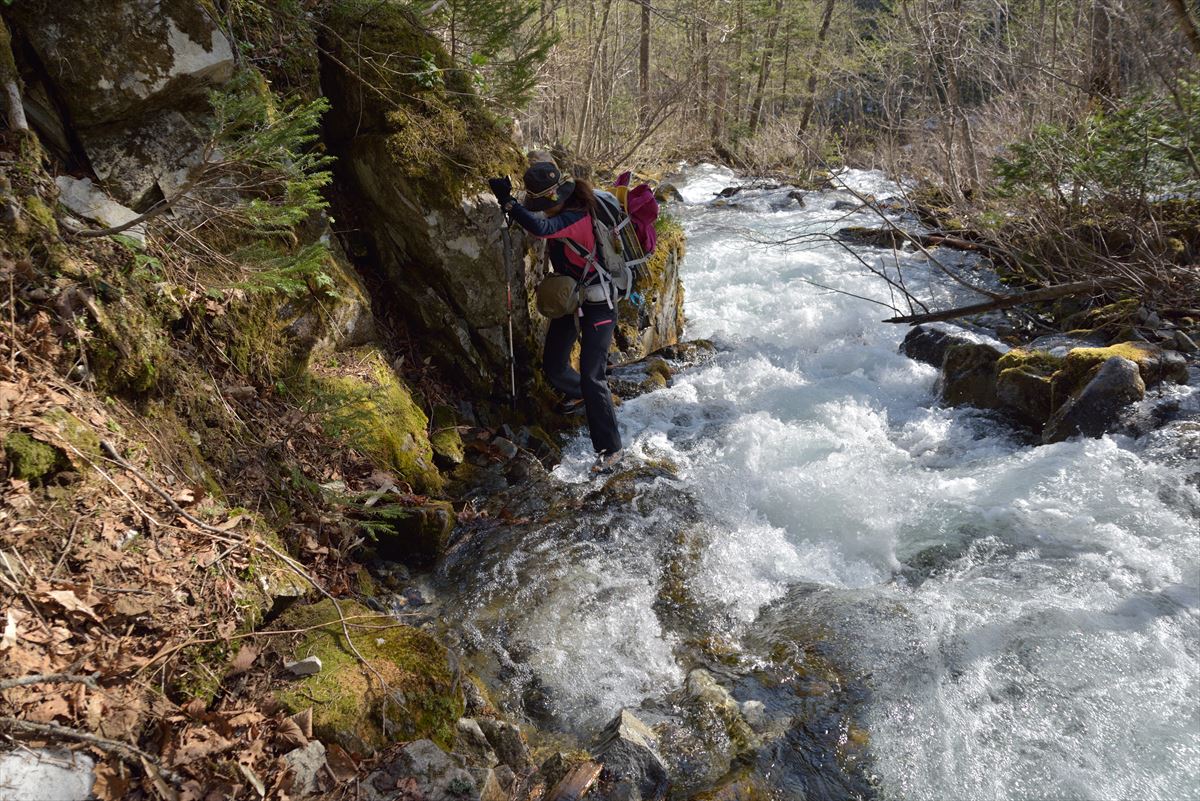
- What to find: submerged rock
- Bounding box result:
[1043,356,1146,443]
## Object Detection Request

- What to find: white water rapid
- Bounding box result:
[448,165,1200,801]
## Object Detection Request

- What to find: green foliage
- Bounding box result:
[995,78,1200,208]
[233,242,335,296]
[201,71,336,296]
[417,0,557,111]
[207,73,334,235]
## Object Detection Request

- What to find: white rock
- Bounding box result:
[54,176,145,244]
[285,655,323,677]
[0,748,94,801]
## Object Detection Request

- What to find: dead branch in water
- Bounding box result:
[883,277,1129,325]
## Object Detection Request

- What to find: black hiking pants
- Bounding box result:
[543,302,622,455]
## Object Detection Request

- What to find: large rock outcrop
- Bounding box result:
[317,2,686,406]
[4,0,235,207]
[317,2,528,400]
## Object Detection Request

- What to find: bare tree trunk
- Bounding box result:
[574,0,615,156]
[748,0,785,135]
[1165,0,1200,56]
[711,69,728,142]
[699,23,710,124]
[639,0,651,124]
[1087,0,1118,108]
[798,0,837,135]
[0,17,27,132]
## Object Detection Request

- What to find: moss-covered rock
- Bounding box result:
[1055,341,1188,394]
[315,349,443,495]
[3,432,67,481]
[615,216,686,362]
[940,343,1002,408]
[364,500,456,567]
[319,1,526,398]
[1044,356,1146,443]
[994,348,1064,424]
[274,599,464,754]
[429,405,465,469]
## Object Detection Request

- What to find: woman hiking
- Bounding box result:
[489,162,623,473]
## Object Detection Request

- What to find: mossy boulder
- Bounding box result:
[6,0,235,206]
[1044,356,1146,443]
[274,599,464,754]
[315,349,443,495]
[994,348,1064,424]
[940,343,1002,408]
[1054,342,1188,394]
[319,1,527,398]
[429,405,465,469]
[365,500,456,567]
[3,432,67,481]
[615,216,686,362]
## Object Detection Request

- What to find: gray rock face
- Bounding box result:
[7,0,234,207]
[281,741,327,797]
[592,710,669,801]
[365,740,478,801]
[1043,356,1146,443]
[455,717,499,768]
[476,717,531,773]
[55,176,146,243]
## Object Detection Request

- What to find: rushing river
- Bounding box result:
[439,165,1200,800]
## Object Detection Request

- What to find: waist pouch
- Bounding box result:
[536,274,580,318]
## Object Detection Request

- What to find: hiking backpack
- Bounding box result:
[564,177,660,309]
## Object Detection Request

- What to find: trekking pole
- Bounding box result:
[500,216,517,408]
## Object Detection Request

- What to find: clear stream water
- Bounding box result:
[440,165,1200,800]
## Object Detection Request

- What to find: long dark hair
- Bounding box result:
[563,178,599,216]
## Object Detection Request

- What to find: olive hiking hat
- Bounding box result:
[522,162,575,212]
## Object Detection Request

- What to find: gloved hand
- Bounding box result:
[488,176,513,205]
[629,291,645,307]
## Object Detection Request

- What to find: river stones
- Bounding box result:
[454,718,499,768]
[592,710,669,801]
[1043,356,1146,443]
[835,226,909,249]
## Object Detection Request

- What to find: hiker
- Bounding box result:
[489,163,623,472]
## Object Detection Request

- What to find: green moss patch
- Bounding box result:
[1057,341,1187,392]
[274,599,463,754]
[3,432,67,481]
[313,350,444,495]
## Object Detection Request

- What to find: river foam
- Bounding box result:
[545,163,1200,799]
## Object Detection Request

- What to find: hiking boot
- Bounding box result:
[555,397,585,415]
[591,449,624,473]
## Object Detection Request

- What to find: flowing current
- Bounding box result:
[440,166,1200,800]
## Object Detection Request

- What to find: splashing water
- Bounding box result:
[444,163,1200,800]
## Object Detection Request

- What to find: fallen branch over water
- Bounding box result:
[883,277,1129,325]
